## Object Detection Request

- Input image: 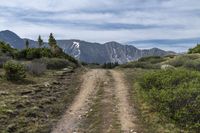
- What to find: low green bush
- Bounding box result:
[3,60,26,81]
[0,41,18,57]
[35,58,73,70]
[121,61,160,69]
[16,48,53,60]
[16,48,78,66]
[102,62,119,69]
[138,56,166,64]
[60,52,79,65]
[0,56,11,68]
[120,56,166,69]
[139,69,200,131]
[167,54,200,67]
[188,44,200,54]
[183,59,200,71]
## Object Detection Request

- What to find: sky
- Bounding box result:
[0,0,200,52]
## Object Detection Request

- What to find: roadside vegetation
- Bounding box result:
[122,44,200,132]
[0,33,82,132]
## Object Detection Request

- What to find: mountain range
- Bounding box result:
[0,30,175,64]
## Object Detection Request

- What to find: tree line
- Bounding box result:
[25,33,57,49]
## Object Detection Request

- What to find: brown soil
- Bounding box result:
[52,69,140,133]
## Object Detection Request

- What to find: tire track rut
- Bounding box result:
[52,69,105,133]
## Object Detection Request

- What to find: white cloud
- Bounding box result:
[0,0,200,52]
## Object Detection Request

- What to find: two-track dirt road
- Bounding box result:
[52,69,140,133]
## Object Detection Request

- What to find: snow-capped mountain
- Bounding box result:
[0,30,175,64]
[58,40,174,64]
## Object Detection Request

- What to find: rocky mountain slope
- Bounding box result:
[58,40,174,64]
[0,30,174,64]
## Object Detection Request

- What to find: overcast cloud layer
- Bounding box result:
[0,0,200,52]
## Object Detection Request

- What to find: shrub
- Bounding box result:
[167,54,200,68]
[16,47,78,66]
[167,57,185,67]
[139,69,200,131]
[0,41,18,57]
[102,62,119,69]
[183,59,200,71]
[188,44,200,54]
[3,60,26,81]
[59,52,79,65]
[138,56,166,64]
[164,54,176,58]
[16,48,53,60]
[35,58,72,70]
[26,61,47,75]
[0,56,11,68]
[121,61,160,69]
[140,69,200,90]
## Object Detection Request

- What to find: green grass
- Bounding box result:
[139,69,200,132]
[80,81,104,133]
[120,56,168,69]
[124,69,200,133]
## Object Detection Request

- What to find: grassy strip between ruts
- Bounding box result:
[79,71,121,133]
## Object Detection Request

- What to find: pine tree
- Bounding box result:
[48,33,57,48]
[25,40,29,49]
[38,35,43,48]
[48,33,62,56]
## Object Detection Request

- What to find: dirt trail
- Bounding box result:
[52,69,106,133]
[111,70,138,132]
[52,69,140,133]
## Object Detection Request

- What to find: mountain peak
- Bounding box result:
[104,41,121,44]
[1,30,13,33]
[0,30,21,39]
[0,30,24,48]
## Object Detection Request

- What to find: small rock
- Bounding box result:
[104,81,108,85]
[0,91,9,95]
[52,81,61,85]
[44,82,50,87]
[130,129,136,133]
[34,88,42,93]
[20,90,32,95]
[63,68,70,71]
[16,104,24,109]
[161,64,175,70]
[7,124,16,133]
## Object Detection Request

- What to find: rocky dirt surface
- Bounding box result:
[0,68,82,133]
[52,69,141,133]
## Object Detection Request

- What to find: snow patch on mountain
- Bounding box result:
[70,42,81,59]
[109,48,124,64]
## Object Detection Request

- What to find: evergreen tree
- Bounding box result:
[48,33,62,56]
[48,33,57,48]
[38,35,44,48]
[25,40,29,49]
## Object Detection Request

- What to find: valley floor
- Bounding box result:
[52,69,143,133]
